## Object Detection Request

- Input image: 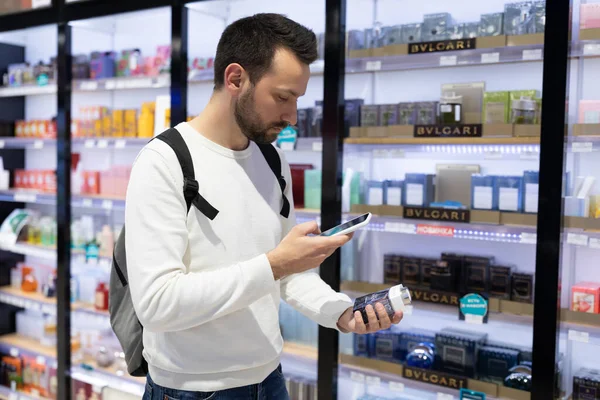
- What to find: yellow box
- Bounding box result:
[102,115,111,138]
[124,110,137,137]
[94,119,102,138]
[112,110,124,138]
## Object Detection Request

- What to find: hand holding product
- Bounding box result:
[267,221,353,280]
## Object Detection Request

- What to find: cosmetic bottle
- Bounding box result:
[406,341,435,369]
[94,282,109,311]
[21,266,38,293]
[353,284,411,323]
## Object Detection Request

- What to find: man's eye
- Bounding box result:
[278,96,288,102]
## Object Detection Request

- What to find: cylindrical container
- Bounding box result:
[511,97,537,124]
[353,284,411,323]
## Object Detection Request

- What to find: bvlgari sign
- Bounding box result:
[404,207,471,223]
[409,38,477,54]
[414,124,483,138]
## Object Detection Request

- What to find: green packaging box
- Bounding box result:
[483,91,510,123]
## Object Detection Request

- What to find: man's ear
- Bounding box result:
[224,63,245,96]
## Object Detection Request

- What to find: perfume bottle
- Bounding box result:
[504,364,533,392]
[406,342,435,369]
[42,273,57,297]
[21,266,38,293]
[353,284,411,323]
[94,282,109,311]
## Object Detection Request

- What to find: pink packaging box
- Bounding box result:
[581,3,600,30]
[579,100,600,123]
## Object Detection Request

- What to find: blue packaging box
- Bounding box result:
[435,328,488,378]
[471,175,498,211]
[477,346,520,384]
[370,328,403,363]
[497,176,524,213]
[353,333,370,357]
[366,180,384,206]
[523,170,539,213]
[398,328,437,361]
[403,173,435,207]
[384,180,403,206]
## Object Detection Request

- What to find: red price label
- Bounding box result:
[416,224,455,237]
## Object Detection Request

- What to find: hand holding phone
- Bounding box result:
[320,213,372,237]
[267,220,355,280]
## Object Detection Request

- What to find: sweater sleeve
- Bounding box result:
[277,151,353,330]
[125,146,276,333]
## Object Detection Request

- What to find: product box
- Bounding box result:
[360,105,380,127]
[430,260,457,293]
[489,266,512,299]
[463,22,480,39]
[401,256,421,286]
[477,346,520,384]
[384,254,402,285]
[379,104,398,126]
[571,282,600,314]
[370,328,403,362]
[124,109,137,137]
[415,102,438,125]
[480,13,504,36]
[367,180,384,206]
[581,3,600,30]
[399,328,436,361]
[347,30,366,51]
[448,24,465,40]
[297,108,311,137]
[497,176,524,213]
[354,333,371,357]
[384,180,403,206]
[441,253,465,294]
[504,2,536,36]
[364,28,379,49]
[422,13,455,42]
[345,99,364,131]
[381,25,403,46]
[471,175,499,211]
[573,368,600,400]
[420,258,436,288]
[435,328,488,378]
[532,1,546,33]
[441,82,485,124]
[511,273,534,303]
[523,170,539,213]
[578,100,600,124]
[403,173,435,207]
[463,255,493,293]
[401,23,422,44]
[398,102,417,125]
[483,91,510,124]
[111,110,124,137]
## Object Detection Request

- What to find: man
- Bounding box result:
[126,13,403,400]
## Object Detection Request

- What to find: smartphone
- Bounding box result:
[320,213,372,237]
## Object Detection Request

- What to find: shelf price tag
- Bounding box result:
[14,193,37,203]
[82,198,93,208]
[280,142,295,151]
[583,44,600,56]
[33,140,44,149]
[372,149,388,158]
[484,151,503,160]
[102,200,113,210]
[97,140,108,149]
[79,81,98,91]
[481,52,500,64]
[389,381,405,392]
[568,329,589,343]
[105,80,116,90]
[32,0,51,8]
[589,238,600,249]
[84,140,95,149]
[440,55,458,66]
[520,151,538,160]
[0,140,5,149]
[437,393,454,400]
[572,142,593,153]
[350,371,366,383]
[312,141,323,152]
[366,376,381,387]
[520,232,537,244]
[365,60,382,71]
[115,139,126,149]
[567,233,589,247]
[523,49,543,61]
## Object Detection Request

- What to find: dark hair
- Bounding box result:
[214,13,318,89]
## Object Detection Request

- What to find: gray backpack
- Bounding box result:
[109,128,289,377]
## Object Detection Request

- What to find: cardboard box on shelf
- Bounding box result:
[124,109,137,137]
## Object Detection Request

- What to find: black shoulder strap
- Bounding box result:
[155,128,219,220]
[257,143,290,219]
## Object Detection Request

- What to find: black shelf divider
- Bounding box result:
[171,0,188,127]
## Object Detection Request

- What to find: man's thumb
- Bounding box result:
[294,220,320,235]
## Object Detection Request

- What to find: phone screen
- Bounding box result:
[320,214,370,237]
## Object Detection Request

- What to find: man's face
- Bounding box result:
[234,48,310,144]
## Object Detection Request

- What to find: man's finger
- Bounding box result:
[375,303,391,330]
[294,220,320,236]
[354,311,367,334]
[391,311,404,324]
[365,304,379,332]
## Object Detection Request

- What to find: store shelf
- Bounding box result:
[0,334,55,360]
[73,75,170,92]
[339,354,531,400]
[0,287,56,314]
[0,242,56,260]
[345,135,540,146]
[0,138,53,150]
[0,385,48,400]
[0,84,56,98]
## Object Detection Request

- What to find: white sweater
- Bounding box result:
[125,122,352,391]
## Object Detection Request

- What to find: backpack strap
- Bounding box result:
[256,143,290,219]
[155,128,219,220]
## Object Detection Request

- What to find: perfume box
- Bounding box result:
[480,13,505,37]
[403,173,435,207]
[384,180,403,206]
[578,100,600,124]
[497,176,524,213]
[399,329,436,361]
[464,256,493,293]
[422,13,455,42]
[435,328,487,378]
[401,23,422,44]
[477,346,520,384]
[296,108,311,138]
[573,368,600,400]
[430,260,457,293]
[360,105,380,127]
[290,164,313,209]
[420,258,436,288]
[581,3,600,30]
[367,180,384,206]
[448,24,465,40]
[571,282,600,314]
[533,1,546,33]
[441,82,485,124]
[347,30,366,51]
[345,99,364,130]
[354,333,371,357]
[371,328,403,362]
[490,266,512,299]
[364,28,380,49]
[483,91,510,124]
[441,253,465,294]
[523,170,539,213]
[472,175,499,211]
[381,25,403,46]
[398,102,417,125]
[511,273,534,303]
[504,2,536,36]
[384,254,402,285]
[402,256,421,286]
[415,101,439,125]
[310,105,322,137]
[379,104,399,126]
[463,22,480,39]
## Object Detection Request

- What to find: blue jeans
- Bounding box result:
[143,365,290,400]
